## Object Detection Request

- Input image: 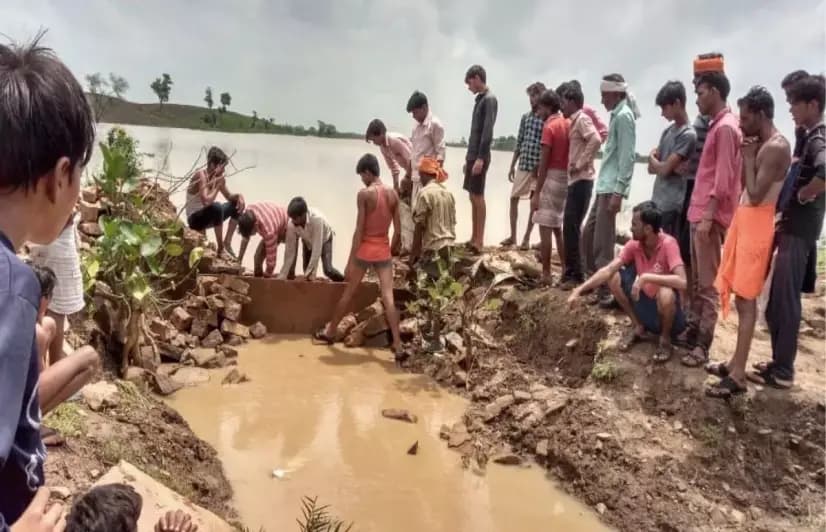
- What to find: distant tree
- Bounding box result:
[150,73,173,110]
[85,72,110,121]
[251,110,258,128]
[316,120,338,137]
[220,92,231,113]
[204,87,214,110]
[108,73,129,99]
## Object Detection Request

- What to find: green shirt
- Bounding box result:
[596,99,637,197]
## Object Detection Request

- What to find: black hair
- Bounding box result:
[206,146,228,167]
[559,82,584,109]
[537,89,561,114]
[737,86,775,120]
[64,484,142,532]
[781,70,809,90]
[406,91,428,113]
[287,196,308,219]
[31,264,56,300]
[237,209,257,239]
[633,201,662,233]
[655,80,687,107]
[555,82,569,97]
[365,119,386,142]
[0,32,95,192]
[694,71,731,100]
[568,79,583,91]
[526,82,546,96]
[356,153,380,177]
[465,64,487,84]
[788,75,826,114]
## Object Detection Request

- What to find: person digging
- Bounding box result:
[568,201,688,362]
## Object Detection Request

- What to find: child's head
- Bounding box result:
[365,119,387,146]
[287,196,309,227]
[206,146,228,176]
[31,264,56,320]
[0,33,94,245]
[65,483,143,532]
[237,209,258,239]
[356,153,380,186]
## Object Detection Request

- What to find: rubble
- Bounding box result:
[221,369,249,385]
[249,322,267,339]
[81,381,120,411]
[381,409,418,423]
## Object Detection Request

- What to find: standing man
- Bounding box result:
[504,82,545,249]
[559,82,602,289]
[679,70,743,368]
[648,81,697,237]
[277,198,345,282]
[705,87,790,398]
[581,74,639,307]
[567,80,609,142]
[751,75,825,389]
[463,65,498,254]
[365,118,412,193]
[531,89,570,285]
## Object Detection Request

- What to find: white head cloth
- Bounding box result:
[600,80,642,119]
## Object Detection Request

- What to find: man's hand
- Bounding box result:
[631,275,644,302]
[798,179,823,203]
[155,510,198,532]
[696,218,712,241]
[567,287,582,306]
[568,162,580,175]
[233,193,246,213]
[508,166,515,182]
[608,193,623,214]
[530,193,540,213]
[647,148,660,174]
[472,159,484,176]
[11,488,65,532]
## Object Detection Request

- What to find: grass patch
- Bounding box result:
[115,380,150,408]
[44,403,86,437]
[697,423,724,448]
[590,360,619,383]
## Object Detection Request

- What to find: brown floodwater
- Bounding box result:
[167,336,608,532]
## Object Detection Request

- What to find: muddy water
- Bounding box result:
[168,336,607,532]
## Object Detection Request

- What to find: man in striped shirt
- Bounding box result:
[237,203,289,277]
[365,119,411,193]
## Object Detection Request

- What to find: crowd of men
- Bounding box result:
[0,29,823,531]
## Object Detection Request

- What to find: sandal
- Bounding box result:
[681,346,708,368]
[705,376,747,399]
[619,328,647,352]
[393,347,410,364]
[519,242,531,251]
[312,329,335,345]
[652,341,673,363]
[499,237,516,247]
[704,361,730,378]
[746,367,793,389]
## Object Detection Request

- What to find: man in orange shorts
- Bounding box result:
[705,87,790,398]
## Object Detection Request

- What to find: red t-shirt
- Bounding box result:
[619,232,683,298]
[540,113,571,171]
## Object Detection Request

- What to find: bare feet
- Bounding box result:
[155,510,198,532]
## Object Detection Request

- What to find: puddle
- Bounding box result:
[168,336,608,532]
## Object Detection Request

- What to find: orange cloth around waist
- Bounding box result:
[714,203,775,318]
[356,186,393,262]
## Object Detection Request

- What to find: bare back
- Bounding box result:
[742,132,791,206]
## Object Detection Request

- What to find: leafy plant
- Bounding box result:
[590,360,619,383]
[297,496,352,532]
[405,251,465,351]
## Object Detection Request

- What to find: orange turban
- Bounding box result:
[694,54,725,75]
[418,157,448,183]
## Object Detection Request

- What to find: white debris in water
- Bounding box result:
[272,468,288,479]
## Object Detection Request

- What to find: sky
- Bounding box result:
[4,0,826,151]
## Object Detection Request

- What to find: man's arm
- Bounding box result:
[570,257,625,300]
[532,144,552,210]
[589,107,609,142]
[578,118,602,171]
[238,238,250,267]
[708,125,741,216]
[477,97,498,160]
[305,216,325,279]
[511,115,526,173]
[432,121,447,162]
[614,114,637,196]
[745,141,791,205]
[381,145,401,191]
[410,194,429,261]
[277,225,297,279]
[195,171,216,205]
[649,153,687,178]
[348,191,367,271]
[390,191,402,255]
[640,265,687,291]
[261,228,279,277]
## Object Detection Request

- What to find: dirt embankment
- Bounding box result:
[399,250,826,532]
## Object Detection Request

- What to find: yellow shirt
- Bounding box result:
[413,181,456,251]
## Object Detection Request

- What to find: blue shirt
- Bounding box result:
[596,98,637,197]
[0,232,45,529]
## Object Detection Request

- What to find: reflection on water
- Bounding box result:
[93,124,651,272]
[167,336,608,532]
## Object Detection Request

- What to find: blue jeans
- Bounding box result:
[620,265,686,337]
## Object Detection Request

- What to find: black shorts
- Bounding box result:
[463,158,490,196]
[187,202,239,231]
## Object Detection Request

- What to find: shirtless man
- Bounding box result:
[705,86,790,398]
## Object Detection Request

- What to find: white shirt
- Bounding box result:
[410,112,446,182]
[277,208,334,278]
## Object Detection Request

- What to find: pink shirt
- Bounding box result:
[411,112,446,182]
[619,232,684,298]
[247,203,289,276]
[583,104,608,142]
[379,132,412,180]
[687,108,743,228]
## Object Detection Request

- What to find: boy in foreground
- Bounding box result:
[1,34,94,530]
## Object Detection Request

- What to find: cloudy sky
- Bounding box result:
[5,0,825,151]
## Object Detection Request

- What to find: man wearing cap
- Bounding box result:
[581,73,640,307]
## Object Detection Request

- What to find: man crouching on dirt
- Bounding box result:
[568,201,687,362]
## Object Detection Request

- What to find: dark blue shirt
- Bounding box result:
[0,232,45,529]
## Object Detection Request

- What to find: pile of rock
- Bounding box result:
[328,299,417,348]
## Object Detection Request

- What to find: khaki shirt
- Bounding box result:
[413,181,456,251]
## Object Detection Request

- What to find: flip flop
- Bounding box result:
[312,330,335,345]
[681,346,709,368]
[705,361,730,378]
[746,367,793,389]
[705,376,747,399]
[652,342,673,363]
[499,237,516,247]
